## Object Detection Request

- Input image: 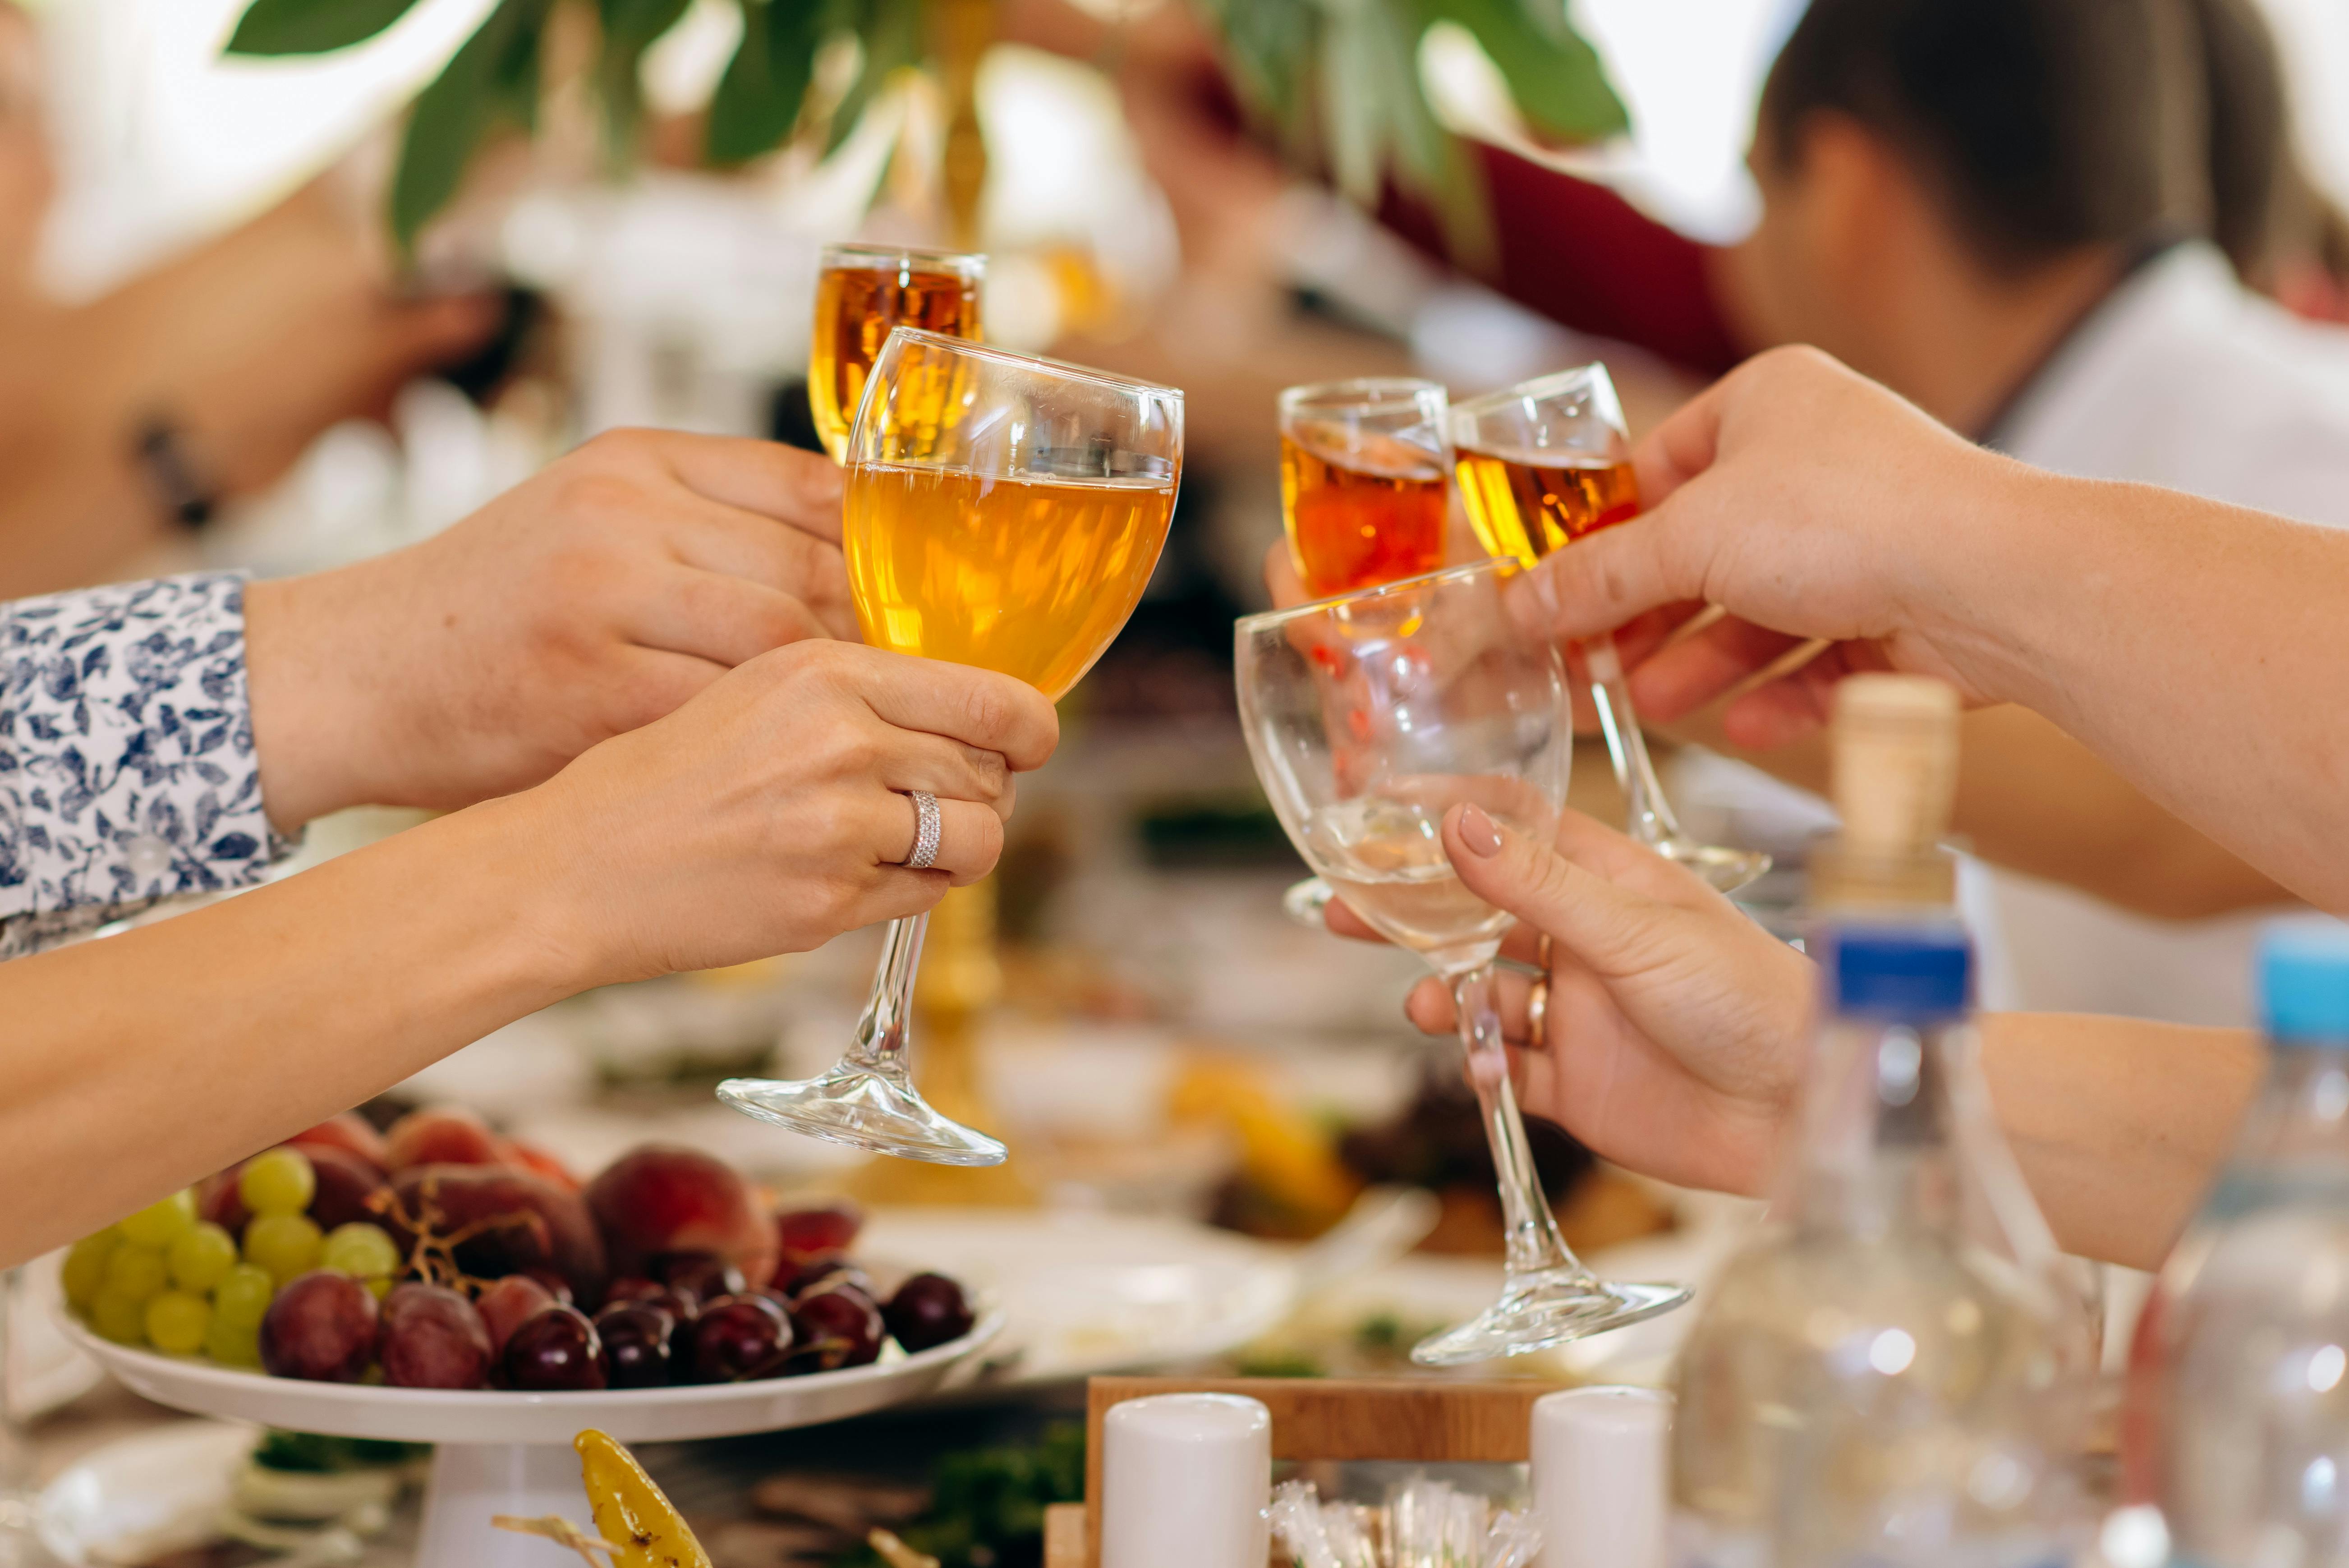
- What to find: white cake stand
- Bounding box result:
[61,1310,1002,1567]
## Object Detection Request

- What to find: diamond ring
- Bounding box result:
[901,790,942,870]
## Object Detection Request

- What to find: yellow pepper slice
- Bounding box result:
[575,1429,713,1568]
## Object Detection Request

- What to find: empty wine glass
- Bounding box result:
[720,328,1181,1164]
[1451,365,1769,894]
[1237,557,1690,1362]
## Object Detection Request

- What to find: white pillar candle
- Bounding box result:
[1101,1393,1273,1568]
[1530,1385,1673,1568]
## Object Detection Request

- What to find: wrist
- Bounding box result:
[467,776,640,995]
[244,570,377,832]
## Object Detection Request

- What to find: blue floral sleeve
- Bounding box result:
[0,572,299,959]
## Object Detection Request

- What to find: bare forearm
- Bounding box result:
[0,798,580,1264]
[1661,704,2292,919]
[1980,1012,2260,1270]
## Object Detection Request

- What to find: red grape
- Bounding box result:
[594,1303,674,1389]
[259,1271,379,1382]
[503,1305,605,1391]
[775,1200,863,1259]
[685,1295,793,1382]
[377,1284,492,1390]
[791,1285,883,1371]
[305,1145,393,1232]
[474,1275,557,1357]
[884,1274,975,1353]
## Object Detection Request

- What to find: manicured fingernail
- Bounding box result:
[1457,804,1503,857]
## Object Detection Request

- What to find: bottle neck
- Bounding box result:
[1786,1012,1972,1240]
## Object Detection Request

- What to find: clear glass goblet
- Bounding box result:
[1451,364,1769,894]
[1236,557,1691,1362]
[720,327,1181,1164]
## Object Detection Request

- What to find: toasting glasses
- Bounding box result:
[807,244,986,462]
[1450,366,1769,894]
[721,328,1182,1163]
[1237,558,1690,1362]
[1278,377,1452,598]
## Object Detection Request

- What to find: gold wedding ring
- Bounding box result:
[1526,933,1553,1045]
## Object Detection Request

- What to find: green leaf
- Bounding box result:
[706,0,822,164]
[594,0,690,165]
[1411,0,1628,143]
[389,0,550,250]
[822,0,923,157]
[225,0,425,55]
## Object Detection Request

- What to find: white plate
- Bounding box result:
[60,1309,1002,1444]
[860,1209,1299,1383]
[40,1420,256,1567]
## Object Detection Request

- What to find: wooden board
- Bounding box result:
[1078,1377,1551,1568]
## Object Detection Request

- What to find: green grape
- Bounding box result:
[61,1232,117,1309]
[91,1289,146,1345]
[144,1291,211,1355]
[212,1263,276,1327]
[366,1276,393,1301]
[117,1189,198,1248]
[167,1222,238,1294]
[101,1243,169,1303]
[238,1148,316,1217]
[242,1212,322,1284]
[318,1223,400,1282]
[205,1314,262,1368]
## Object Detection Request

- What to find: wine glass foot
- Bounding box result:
[1651,838,1772,897]
[1408,1270,1691,1366]
[717,1069,1007,1167]
[1282,875,1335,928]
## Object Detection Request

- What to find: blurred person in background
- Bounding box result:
[0,428,1054,1262]
[0,0,497,598]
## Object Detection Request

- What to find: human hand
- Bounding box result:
[1507,346,2037,750]
[247,428,855,829]
[514,638,1057,982]
[1329,801,1815,1195]
[69,184,497,499]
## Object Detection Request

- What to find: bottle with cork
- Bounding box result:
[1667,674,2093,1568]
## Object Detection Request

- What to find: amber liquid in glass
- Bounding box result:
[810,266,983,462]
[1281,428,1448,598]
[846,464,1176,700]
[1453,448,1640,566]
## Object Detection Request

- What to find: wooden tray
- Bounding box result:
[1046,1376,1552,1568]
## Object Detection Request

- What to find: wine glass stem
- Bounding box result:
[843,913,930,1081]
[1579,634,1684,846]
[1449,964,1593,1283]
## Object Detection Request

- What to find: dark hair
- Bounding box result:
[1759,0,2209,275]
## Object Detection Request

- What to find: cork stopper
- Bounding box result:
[1810,675,1961,911]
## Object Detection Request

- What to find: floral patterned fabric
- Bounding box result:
[0,572,295,959]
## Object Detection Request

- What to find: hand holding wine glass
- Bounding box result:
[1237,558,1689,1363]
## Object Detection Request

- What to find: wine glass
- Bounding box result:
[1277,377,1452,928]
[721,327,1181,1163]
[1237,558,1690,1362]
[1450,365,1769,894]
[808,244,985,462]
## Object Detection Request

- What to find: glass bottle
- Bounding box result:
[2147,916,2349,1565]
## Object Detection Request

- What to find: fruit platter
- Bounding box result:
[58,1108,1002,1566]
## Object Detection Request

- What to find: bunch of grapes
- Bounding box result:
[64,1147,401,1366]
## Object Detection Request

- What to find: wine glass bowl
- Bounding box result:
[1237,559,1691,1362]
[722,329,1182,1163]
[808,244,985,463]
[1278,377,1451,600]
[1449,366,1769,895]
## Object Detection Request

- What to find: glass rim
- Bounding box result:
[1278,376,1448,419]
[1448,362,1618,420]
[1236,556,1518,634]
[874,326,1183,403]
[820,242,988,275]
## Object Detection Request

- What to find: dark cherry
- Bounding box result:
[520,1267,575,1306]
[791,1284,884,1371]
[685,1294,793,1382]
[774,1199,863,1259]
[772,1251,871,1301]
[883,1273,975,1353]
[656,1250,746,1306]
[594,1304,675,1389]
[603,1275,665,1307]
[502,1305,606,1391]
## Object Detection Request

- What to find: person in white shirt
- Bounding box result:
[1674,0,2349,1025]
